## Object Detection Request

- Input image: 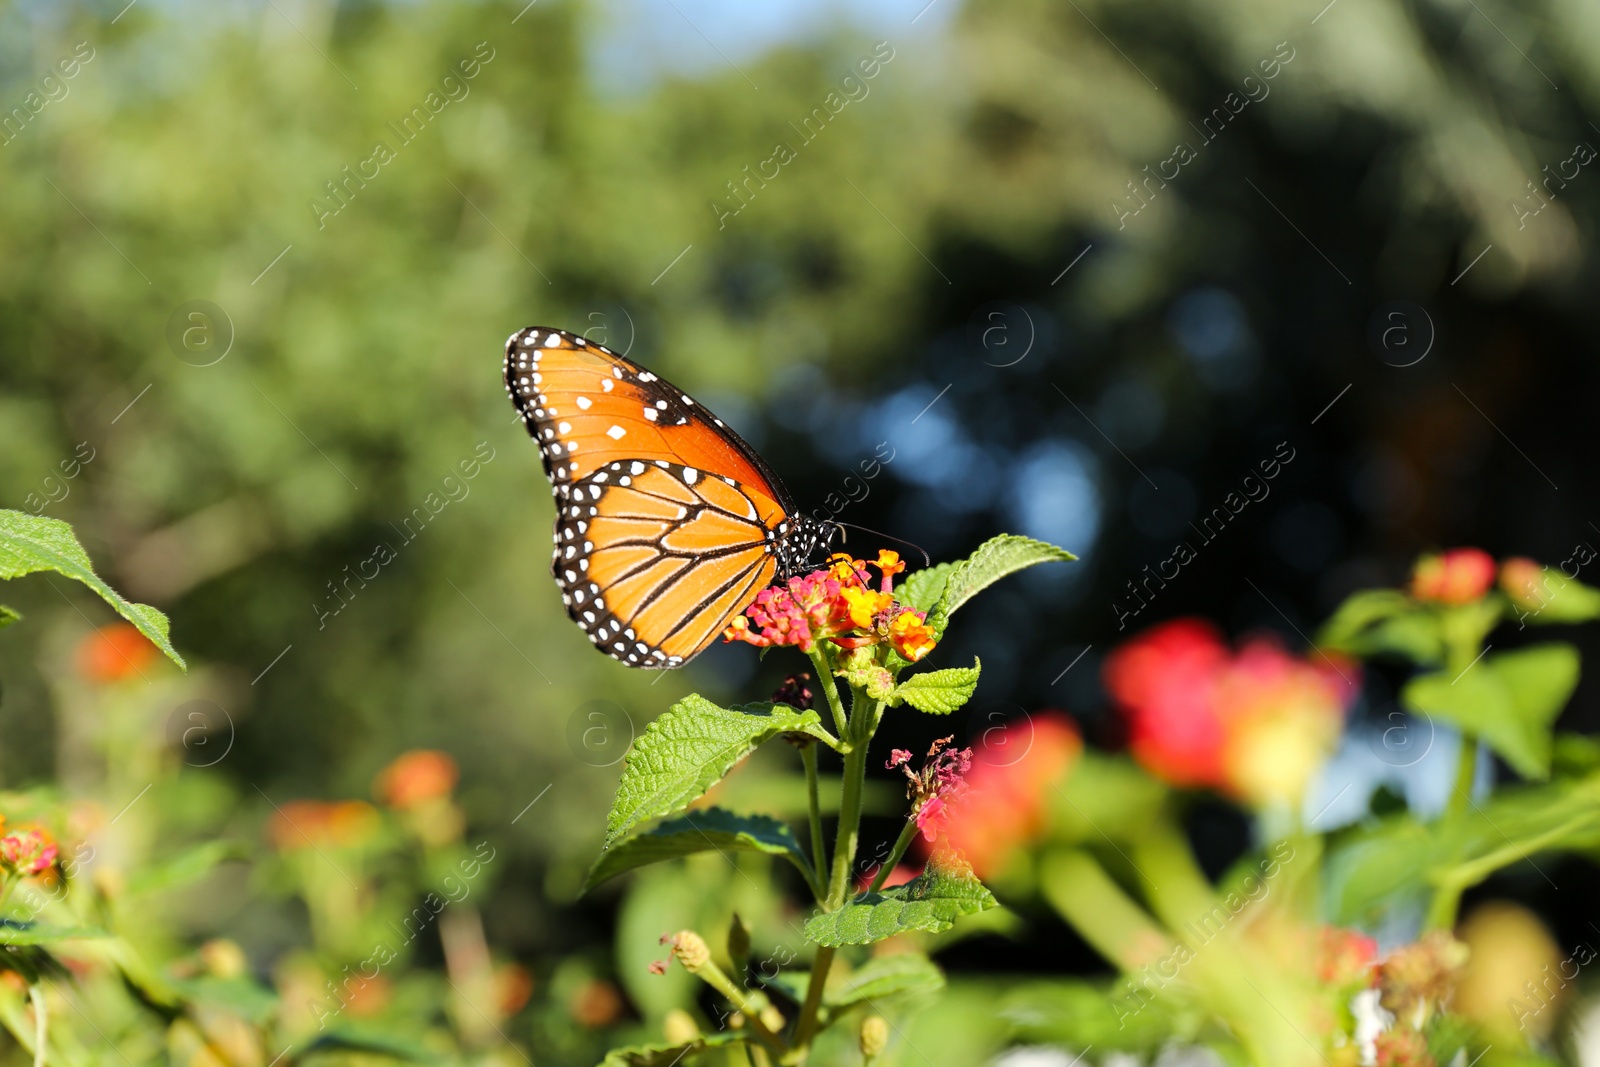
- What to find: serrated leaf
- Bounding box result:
[803,855,996,946]
[598,1031,745,1066]
[0,510,185,669]
[926,535,1075,636]
[605,697,837,846]
[586,808,811,892]
[0,605,19,629]
[890,660,980,714]
[826,954,945,1008]
[0,921,110,945]
[900,562,957,614]
[1402,644,1578,780]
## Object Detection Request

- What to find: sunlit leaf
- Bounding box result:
[0,510,185,669]
[890,659,980,714]
[803,855,996,946]
[605,697,836,846]
[585,808,811,892]
[925,535,1075,637]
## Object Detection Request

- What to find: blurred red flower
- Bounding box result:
[1410,548,1495,605]
[0,827,58,876]
[1105,620,1357,806]
[924,713,1081,878]
[75,623,157,684]
[374,749,458,810]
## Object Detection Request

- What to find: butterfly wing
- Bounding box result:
[504,327,798,668]
[504,326,792,506]
[557,460,784,666]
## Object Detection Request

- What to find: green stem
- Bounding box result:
[800,744,828,901]
[807,647,850,740]
[789,945,834,1058]
[1037,847,1173,971]
[868,816,920,895]
[1446,730,1478,820]
[795,688,883,1059]
[26,986,43,1067]
[690,956,786,1057]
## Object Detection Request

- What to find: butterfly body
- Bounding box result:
[504,326,832,668]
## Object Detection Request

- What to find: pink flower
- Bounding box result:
[0,829,58,876]
[886,750,913,769]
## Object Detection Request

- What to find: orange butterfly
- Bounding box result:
[504,327,834,668]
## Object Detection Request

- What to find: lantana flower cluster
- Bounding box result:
[1105,619,1359,807]
[723,551,938,664]
[0,817,58,877]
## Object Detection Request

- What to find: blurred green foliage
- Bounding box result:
[2,0,1599,1062]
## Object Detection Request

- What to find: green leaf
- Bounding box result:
[1509,568,1600,625]
[826,954,945,1008]
[124,840,246,895]
[1402,643,1579,780]
[900,561,957,614]
[890,659,980,714]
[0,921,110,945]
[0,605,19,629]
[598,1032,745,1066]
[1317,588,1444,665]
[1004,977,1199,1053]
[925,535,1075,636]
[0,509,186,670]
[605,697,837,846]
[803,855,997,946]
[585,808,811,892]
[1326,772,1600,924]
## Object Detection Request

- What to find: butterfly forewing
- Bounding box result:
[505,327,813,669]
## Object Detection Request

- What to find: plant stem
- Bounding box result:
[794,688,883,1059]
[790,945,834,1057]
[807,648,849,739]
[1446,730,1478,819]
[800,743,828,901]
[867,817,919,895]
[689,956,787,1057]
[26,985,44,1067]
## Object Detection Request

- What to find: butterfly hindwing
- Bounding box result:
[552,460,783,667]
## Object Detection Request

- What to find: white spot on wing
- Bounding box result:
[606,425,626,440]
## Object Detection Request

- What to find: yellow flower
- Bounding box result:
[841,586,892,630]
[890,611,938,662]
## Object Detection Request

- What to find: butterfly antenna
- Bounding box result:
[834,522,931,568]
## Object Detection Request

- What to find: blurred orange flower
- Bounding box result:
[570,978,624,1028]
[75,623,157,683]
[494,963,535,1017]
[926,713,1081,878]
[374,750,458,810]
[1410,548,1495,605]
[1105,620,1357,806]
[343,974,391,1017]
[268,800,380,851]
